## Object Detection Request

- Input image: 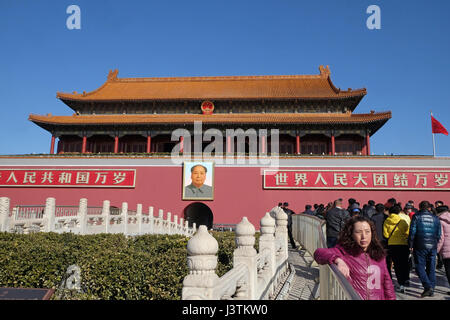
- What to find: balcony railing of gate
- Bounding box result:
[291,214,361,300]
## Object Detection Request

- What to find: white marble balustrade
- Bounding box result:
[0,196,195,237]
[182,206,290,300]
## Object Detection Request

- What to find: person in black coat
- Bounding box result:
[282,202,297,249]
[363,200,377,219]
[325,199,351,248]
[370,203,387,245]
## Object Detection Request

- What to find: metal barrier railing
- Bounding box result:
[291,214,361,300]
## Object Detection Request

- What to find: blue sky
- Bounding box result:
[1,0,449,156]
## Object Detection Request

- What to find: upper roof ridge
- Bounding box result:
[56,65,366,102]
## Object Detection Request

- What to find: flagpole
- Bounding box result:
[431,111,436,157]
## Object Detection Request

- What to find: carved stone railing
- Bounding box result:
[182,206,290,300]
[0,196,195,237]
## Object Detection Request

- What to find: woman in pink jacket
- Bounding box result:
[314,215,396,300]
[437,205,450,295]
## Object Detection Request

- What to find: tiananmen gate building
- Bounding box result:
[1,66,449,229]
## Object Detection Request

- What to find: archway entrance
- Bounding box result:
[184,202,213,230]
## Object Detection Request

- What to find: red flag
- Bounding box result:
[431,115,448,135]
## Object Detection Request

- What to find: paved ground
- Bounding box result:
[285,245,320,300]
[393,265,450,300]
[284,244,450,300]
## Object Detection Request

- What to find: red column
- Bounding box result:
[296,135,300,154]
[147,136,151,153]
[50,135,55,154]
[366,133,371,156]
[180,136,184,153]
[82,136,87,153]
[50,135,56,154]
[227,136,232,153]
[261,134,266,154]
[114,136,119,153]
[331,134,335,156]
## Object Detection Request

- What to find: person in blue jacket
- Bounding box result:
[408,200,442,298]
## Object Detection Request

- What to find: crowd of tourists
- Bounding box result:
[280,198,450,300]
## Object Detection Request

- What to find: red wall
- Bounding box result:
[1,165,449,228]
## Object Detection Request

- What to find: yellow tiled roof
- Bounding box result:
[29,111,391,125]
[56,66,366,102]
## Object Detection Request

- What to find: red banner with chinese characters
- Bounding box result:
[0,169,136,188]
[263,169,450,190]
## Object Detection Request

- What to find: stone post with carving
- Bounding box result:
[121,202,128,235]
[233,217,257,300]
[166,211,172,235]
[44,197,56,232]
[158,209,164,234]
[259,212,276,297]
[0,197,10,232]
[275,206,289,274]
[174,215,178,235]
[136,203,142,235]
[184,220,189,236]
[182,225,219,300]
[148,206,154,234]
[79,198,87,234]
[102,200,110,233]
[192,222,197,234]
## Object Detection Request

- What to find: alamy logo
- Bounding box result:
[170,121,280,169]
[367,265,381,289]
[66,5,81,30]
[366,5,381,30]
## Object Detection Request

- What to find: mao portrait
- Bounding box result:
[182,162,214,200]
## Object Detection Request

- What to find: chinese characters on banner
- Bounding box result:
[263,169,450,190]
[0,169,136,188]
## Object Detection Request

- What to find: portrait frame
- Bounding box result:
[182,161,215,201]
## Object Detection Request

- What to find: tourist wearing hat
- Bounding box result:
[350,203,362,217]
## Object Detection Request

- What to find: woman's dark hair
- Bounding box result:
[337,215,386,261]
